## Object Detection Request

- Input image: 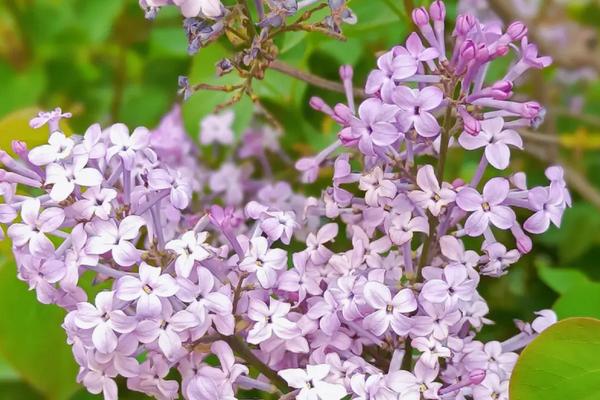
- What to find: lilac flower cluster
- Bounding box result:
[0,2,568,400]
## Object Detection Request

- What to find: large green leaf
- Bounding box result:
[510,317,600,400]
[553,281,600,319]
[557,204,600,263]
[536,261,591,295]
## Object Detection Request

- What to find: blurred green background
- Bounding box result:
[1,0,600,398]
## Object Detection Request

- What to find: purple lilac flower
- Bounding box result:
[0,2,568,399]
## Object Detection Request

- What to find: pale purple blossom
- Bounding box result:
[199,110,235,145]
[247,298,300,344]
[8,198,64,257]
[86,216,146,267]
[279,364,347,400]
[0,4,564,400]
[458,117,523,170]
[409,165,456,216]
[165,231,211,278]
[393,86,443,137]
[456,178,516,236]
[363,281,417,336]
[116,263,178,317]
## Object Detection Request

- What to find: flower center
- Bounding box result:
[143,284,153,294]
[482,201,491,211]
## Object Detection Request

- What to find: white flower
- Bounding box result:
[85,216,146,267]
[45,159,103,202]
[28,131,74,166]
[106,123,150,169]
[165,231,211,278]
[279,364,347,400]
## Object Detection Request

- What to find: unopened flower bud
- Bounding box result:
[452,178,466,188]
[412,7,429,26]
[429,0,446,21]
[216,58,233,76]
[507,21,528,41]
[339,65,353,81]
[333,103,353,125]
[492,80,514,93]
[459,39,477,61]
[11,140,28,158]
[309,96,327,111]
[521,101,543,119]
[454,13,476,36]
[458,107,481,136]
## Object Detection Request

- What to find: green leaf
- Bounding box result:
[149,28,188,58]
[280,31,309,55]
[0,356,19,381]
[76,0,124,43]
[557,203,600,263]
[0,381,44,399]
[536,261,590,295]
[510,317,600,400]
[0,252,79,400]
[0,63,47,117]
[553,281,600,319]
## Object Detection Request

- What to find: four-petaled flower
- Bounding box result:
[74,291,137,353]
[7,198,64,257]
[363,281,417,336]
[116,262,178,317]
[239,236,287,289]
[409,165,456,216]
[247,298,300,344]
[393,86,443,137]
[459,117,523,170]
[279,364,347,400]
[165,231,211,278]
[86,216,146,267]
[456,178,516,236]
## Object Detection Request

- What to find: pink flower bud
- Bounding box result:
[521,101,543,119]
[429,0,446,21]
[459,39,477,61]
[339,65,353,81]
[454,13,476,36]
[458,107,481,136]
[309,96,327,111]
[333,103,353,125]
[452,178,466,188]
[11,140,28,158]
[412,7,429,26]
[469,369,486,385]
[507,21,528,41]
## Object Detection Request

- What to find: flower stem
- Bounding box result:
[436,102,454,182]
[221,334,290,393]
[270,60,365,98]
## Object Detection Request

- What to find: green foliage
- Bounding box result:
[510,317,600,400]
[0,247,79,400]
